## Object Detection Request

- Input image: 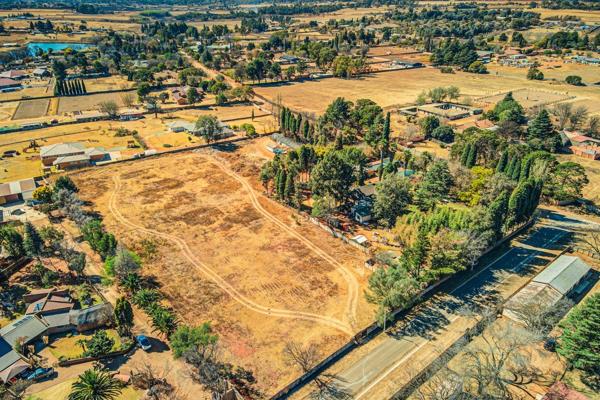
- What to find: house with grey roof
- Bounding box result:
[503,255,592,325]
[40,142,107,170]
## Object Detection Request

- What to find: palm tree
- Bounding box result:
[75,338,87,355]
[69,368,122,400]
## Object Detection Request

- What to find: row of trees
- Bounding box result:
[279,107,316,143]
[54,79,87,97]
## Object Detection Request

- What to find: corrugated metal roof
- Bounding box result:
[0,337,20,371]
[533,255,591,295]
[0,315,48,347]
[40,142,85,157]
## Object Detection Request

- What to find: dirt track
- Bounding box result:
[108,173,354,335]
[208,151,360,325]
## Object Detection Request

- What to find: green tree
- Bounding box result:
[149,306,178,339]
[54,176,78,193]
[419,116,440,138]
[195,115,223,143]
[84,330,115,357]
[114,297,134,336]
[310,151,354,203]
[187,87,200,104]
[373,174,412,227]
[557,293,600,374]
[171,323,218,358]
[0,226,25,258]
[68,368,122,400]
[565,75,583,86]
[527,67,544,80]
[23,222,43,258]
[366,265,420,325]
[528,109,559,152]
[430,125,454,143]
[545,162,589,202]
[415,160,453,210]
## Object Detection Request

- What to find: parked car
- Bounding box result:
[136,335,152,351]
[25,367,55,381]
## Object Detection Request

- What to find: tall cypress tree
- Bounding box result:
[510,156,522,180]
[487,191,509,241]
[496,151,508,174]
[460,143,471,166]
[466,144,477,168]
[278,169,287,200]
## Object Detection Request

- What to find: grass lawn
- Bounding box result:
[27,378,142,400]
[47,329,122,361]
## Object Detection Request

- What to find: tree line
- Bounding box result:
[54,79,87,96]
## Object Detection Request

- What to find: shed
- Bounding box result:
[503,256,592,325]
[533,255,591,295]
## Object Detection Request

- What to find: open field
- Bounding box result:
[0,123,140,181]
[12,98,49,120]
[475,87,573,109]
[536,8,600,24]
[71,148,373,393]
[0,103,276,181]
[0,102,18,122]
[57,92,127,114]
[254,64,600,116]
[83,76,135,92]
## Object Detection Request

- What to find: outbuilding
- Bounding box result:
[503,255,592,325]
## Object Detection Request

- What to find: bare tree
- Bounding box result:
[569,106,588,131]
[578,227,600,258]
[460,323,545,399]
[416,368,468,400]
[121,92,135,108]
[586,115,600,138]
[98,100,119,119]
[508,297,574,337]
[283,342,352,400]
[552,103,572,131]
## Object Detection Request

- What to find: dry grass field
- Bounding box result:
[12,98,50,120]
[0,123,139,181]
[536,8,600,24]
[57,92,126,114]
[254,63,600,116]
[71,148,373,393]
[83,76,135,92]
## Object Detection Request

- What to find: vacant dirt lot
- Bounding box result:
[71,149,373,394]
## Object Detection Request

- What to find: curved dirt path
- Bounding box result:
[207,153,360,325]
[108,175,354,336]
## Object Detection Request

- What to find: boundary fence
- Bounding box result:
[270,218,535,399]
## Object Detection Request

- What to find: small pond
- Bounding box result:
[27,42,92,55]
